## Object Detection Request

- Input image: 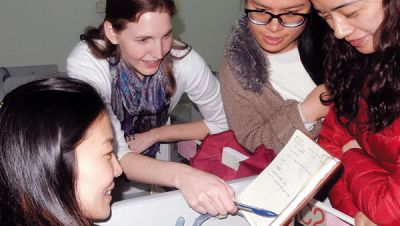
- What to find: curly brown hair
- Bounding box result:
[323,0,400,132]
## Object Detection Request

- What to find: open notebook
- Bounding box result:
[238,130,340,226]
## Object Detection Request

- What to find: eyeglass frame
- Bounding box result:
[244,9,310,28]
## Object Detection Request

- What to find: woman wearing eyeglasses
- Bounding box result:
[219,0,329,153]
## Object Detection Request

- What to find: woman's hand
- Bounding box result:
[355,212,377,226]
[174,166,237,216]
[342,139,361,154]
[126,130,158,154]
[300,84,330,121]
[126,122,209,154]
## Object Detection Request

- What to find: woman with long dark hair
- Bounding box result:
[220,0,329,153]
[312,0,400,225]
[0,77,122,225]
[66,0,236,215]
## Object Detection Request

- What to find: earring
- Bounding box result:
[126,134,135,142]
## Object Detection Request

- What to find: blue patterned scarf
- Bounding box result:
[109,56,171,157]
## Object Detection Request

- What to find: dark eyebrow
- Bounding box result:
[164,29,173,37]
[315,0,360,14]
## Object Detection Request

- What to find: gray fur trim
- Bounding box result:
[224,16,269,93]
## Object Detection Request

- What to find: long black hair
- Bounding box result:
[298,7,329,85]
[0,77,106,225]
[242,0,329,85]
[323,0,400,132]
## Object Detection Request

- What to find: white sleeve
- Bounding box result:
[172,49,228,134]
[297,103,317,131]
[66,42,131,160]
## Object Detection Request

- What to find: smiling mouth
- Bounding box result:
[348,36,367,47]
[262,35,284,45]
[105,183,115,196]
[143,60,161,68]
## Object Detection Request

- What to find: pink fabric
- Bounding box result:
[325,212,350,226]
[177,140,198,160]
[190,130,275,181]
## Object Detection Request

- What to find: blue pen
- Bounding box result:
[235,202,278,218]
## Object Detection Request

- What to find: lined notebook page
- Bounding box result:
[238,130,340,226]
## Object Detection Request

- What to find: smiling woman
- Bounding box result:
[312,0,384,54]
[219,0,330,153]
[75,112,122,220]
[66,0,237,216]
[0,77,122,225]
[311,0,400,225]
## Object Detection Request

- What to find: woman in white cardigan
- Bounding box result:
[66,0,234,216]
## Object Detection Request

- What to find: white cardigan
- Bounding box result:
[66,41,228,159]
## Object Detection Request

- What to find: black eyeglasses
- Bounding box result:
[245,9,310,28]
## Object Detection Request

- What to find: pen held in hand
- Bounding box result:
[235,202,278,218]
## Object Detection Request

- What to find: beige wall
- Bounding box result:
[0,0,241,71]
[174,0,242,71]
[0,0,103,70]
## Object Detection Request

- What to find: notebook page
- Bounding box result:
[238,130,339,226]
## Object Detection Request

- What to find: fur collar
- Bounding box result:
[224,16,269,93]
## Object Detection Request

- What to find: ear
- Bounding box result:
[104,21,118,45]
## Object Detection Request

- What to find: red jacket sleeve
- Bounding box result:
[318,108,359,216]
[341,147,400,225]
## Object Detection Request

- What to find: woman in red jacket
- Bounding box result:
[311,0,400,225]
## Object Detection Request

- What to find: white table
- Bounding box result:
[97,177,255,226]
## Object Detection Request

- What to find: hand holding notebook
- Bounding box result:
[238,130,341,226]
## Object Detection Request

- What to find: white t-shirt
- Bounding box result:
[268,48,317,130]
[268,48,316,101]
[66,41,228,159]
